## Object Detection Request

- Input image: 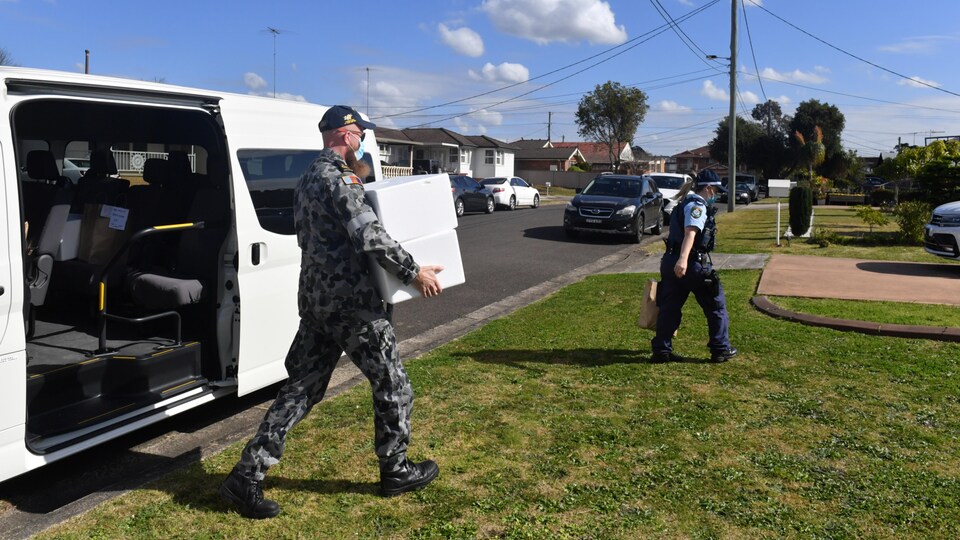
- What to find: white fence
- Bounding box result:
[382,165,413,178]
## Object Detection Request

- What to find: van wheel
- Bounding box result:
[631,213,645,244]
[508,195,516,211]
[455,198,465,217]
[485,196,495,214]
[532,195,540,208]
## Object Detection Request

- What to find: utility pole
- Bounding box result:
[84,49,89,74]
[547,112,552,142]
[727,0,738,213]
[366,67,370,115]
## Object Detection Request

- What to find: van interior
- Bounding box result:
[13,97,235,453]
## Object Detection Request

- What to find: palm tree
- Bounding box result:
[794,125,826,182]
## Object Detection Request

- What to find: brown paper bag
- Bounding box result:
[78,204,131,265]
[637,278,659,330]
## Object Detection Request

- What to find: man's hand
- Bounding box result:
[413,265,444,297]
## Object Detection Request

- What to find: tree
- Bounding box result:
[751,99,791,139]
[0,47,13,66]
[575,81,649,172]
[708,100,792,181]
[707,115,762,166]
[789,99,845,175]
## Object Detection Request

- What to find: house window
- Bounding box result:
[415,149,425,160]
[449,147,458,164]
[496,150,503,165]
[485,149,494,164]
[460,148,469,164]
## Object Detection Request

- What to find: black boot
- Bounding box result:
[710,347,738,363]
[650,351,684,363]
[219,469,280,519]
[380,458,439,497]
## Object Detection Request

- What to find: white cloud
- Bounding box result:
[471,108,503,126]
[481,0,627,45]
[898,75,941,89]
[775,95,791,105]
[760,67,828,84]
[468,62,530,84]
[743,0,763,6]
[879,35,958,54]
[740,91,760,105]
[658,100,691,113]
[701,80,728,101]
[243,72,268,91]
[438,23,484,57]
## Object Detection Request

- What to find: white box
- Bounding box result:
[371,229,465,304]
[364,173,457,242]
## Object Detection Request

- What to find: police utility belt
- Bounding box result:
[664,241,708,263]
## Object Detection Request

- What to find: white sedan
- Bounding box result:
[480,176,540,210]
[649,173,692,219]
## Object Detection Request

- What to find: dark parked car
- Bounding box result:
[563,174,663,243]
[718,182,751,205]
[863,176,889,191]
[722,174,759,201]
[450,174,494,216]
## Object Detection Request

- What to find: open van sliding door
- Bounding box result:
[218,97,322,396]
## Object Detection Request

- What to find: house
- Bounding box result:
[510,138,586,172]
[632,145,668,174]
[375,127,423,178]
[670,145,718,175]
[390,128,516,178]
[463,135,518,178]
[553,141,634,173]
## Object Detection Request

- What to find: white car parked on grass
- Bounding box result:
[648,173,692,220]
[480,176,540,210]
[924,200,960,259]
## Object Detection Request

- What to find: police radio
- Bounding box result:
[699,206,718,253]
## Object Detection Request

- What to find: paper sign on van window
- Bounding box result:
[99,205,130,231]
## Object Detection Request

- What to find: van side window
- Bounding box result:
[237,149,322,235]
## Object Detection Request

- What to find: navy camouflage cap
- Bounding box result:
[318,105,377,132]
[695,169,722,187]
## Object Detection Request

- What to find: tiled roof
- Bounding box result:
[510,139,551,150]
[401,128,477,147]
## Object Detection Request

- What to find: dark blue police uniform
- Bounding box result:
[650,191,733,360]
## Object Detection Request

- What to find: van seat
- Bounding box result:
[76,150,129,209]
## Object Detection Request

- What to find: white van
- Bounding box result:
[0,66,382,483]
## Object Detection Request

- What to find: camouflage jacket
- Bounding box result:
[293,149,419,318]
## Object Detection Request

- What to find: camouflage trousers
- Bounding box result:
[234,313,413,481]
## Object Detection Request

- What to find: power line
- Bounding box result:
[745,0,960,98]
[649,0,723,73]
[379,0,720,123]
[740,0,766,103]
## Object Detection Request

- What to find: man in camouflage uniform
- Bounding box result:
[220,105,444,519]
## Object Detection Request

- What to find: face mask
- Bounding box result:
[346,130,364,160]
[706,194,717,205]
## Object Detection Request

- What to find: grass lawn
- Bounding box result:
[40,271,960,539]
[715,205,950,264]
[767,296,960,328]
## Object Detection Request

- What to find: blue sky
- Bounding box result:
[3,0,960,158]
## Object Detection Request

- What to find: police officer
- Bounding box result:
[650,169,737,364]
[220,105,444,519]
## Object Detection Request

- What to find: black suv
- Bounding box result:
[563,174,663,243]
[450,174,495,216]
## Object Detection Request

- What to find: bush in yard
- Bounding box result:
[853,204,890,235]
[789,186,813,236]
[870,188,895,207]
[893,200,932,244]
[809,226,840,247]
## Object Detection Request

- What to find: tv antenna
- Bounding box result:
[263,27,288,98]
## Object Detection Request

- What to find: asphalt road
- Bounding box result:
[0,200,655,539]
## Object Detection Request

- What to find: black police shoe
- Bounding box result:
[219,469,280,519]
[650,351,684,363]
[380,459,440,497]
[710,347,738,363]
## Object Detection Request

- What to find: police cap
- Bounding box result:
[695,169,722,187]
[318,105,377,132]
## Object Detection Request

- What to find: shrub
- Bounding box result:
[788,186,813,236]
[870,188,895,207]
[809,226,839,247]
[893,200,932,244]
[853,204,890,234]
